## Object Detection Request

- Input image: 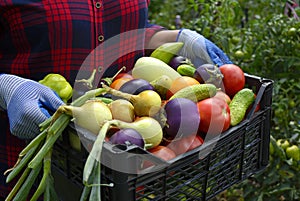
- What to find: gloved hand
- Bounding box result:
[176,29,232,67]
[0,74,64,139]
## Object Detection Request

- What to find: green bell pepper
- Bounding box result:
[39,73,73,103]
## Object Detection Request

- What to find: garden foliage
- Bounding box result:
[149,0,300,200]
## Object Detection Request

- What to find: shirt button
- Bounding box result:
[95,2,102,8]
[97,66,103,73]
[98,35,104,42]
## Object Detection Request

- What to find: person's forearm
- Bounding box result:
[146,30,180,50]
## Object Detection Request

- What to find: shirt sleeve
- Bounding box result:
[144,0,167,53]
[144,21,166,55]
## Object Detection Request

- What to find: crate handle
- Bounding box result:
[246,82,268,120]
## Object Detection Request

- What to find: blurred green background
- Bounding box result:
[149,0,300,200]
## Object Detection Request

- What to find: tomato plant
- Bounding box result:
[149,0,300,200]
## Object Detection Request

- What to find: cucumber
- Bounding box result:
[229,88,255,126]
[169,84,217,102]
[177,64,196,77]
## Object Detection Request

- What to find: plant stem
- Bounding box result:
[83,121,110,183]
[12,162,43,201]
[5,143,40,183]
[101,84,133,100]
[5,167,31,201]
[39,118,52,131]
[30,148,53,201]
[72,88,107,107]
[89,162,101,201]
[19,129,47,157]
[28,114,70,169]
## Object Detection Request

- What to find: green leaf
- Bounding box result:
[270,136,287,160]
[257,192,264,201]
[278,169,294,179]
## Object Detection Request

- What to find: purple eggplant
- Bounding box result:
[109,128,145,148]
[169,56,191,70]
[121,78,154,94]
[163,98,200,139]
[193,64,223,87]
[112,78,154,100]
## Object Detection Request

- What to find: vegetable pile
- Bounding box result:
[4,42,261,201]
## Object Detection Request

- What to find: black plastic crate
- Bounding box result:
[51,73,273,201]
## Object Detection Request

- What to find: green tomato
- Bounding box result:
[234,50,245,59]
[231,36,240,45]
[286,145,300,161]
[276,139,290,150]
[288,100,296,108]
[287,27,297,37]
[274,108,284,118]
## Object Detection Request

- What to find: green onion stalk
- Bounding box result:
[4,87,107,201]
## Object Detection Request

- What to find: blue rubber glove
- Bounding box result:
[0,74,64,139]
[176,29,232,67]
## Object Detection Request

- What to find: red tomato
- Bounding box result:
[246,94,260,114]
[148,145,177,161]
[219,64,245,97]
[143,146,177,168]
[113,73,134,81]
[253,94,260,112]
[214,91,231,105]
[188,135,204,151]
[166,135,204,155]
[197,97,230,136]
[136,186,145,198]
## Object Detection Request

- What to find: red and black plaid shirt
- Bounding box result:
[0,0,163,198]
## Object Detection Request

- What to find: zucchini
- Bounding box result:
[132,57,181,82]
[150,42,184,64]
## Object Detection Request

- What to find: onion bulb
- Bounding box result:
[108,99,135,122]
[56,100,112,135]
[103,84,161,117]
[109,117,163,149]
